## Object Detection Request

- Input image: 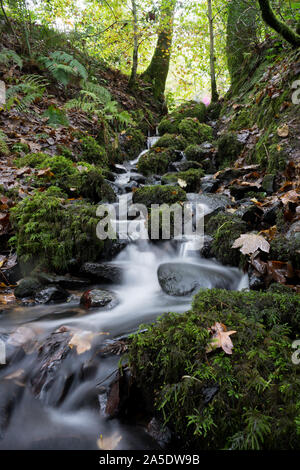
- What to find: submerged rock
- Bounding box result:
[80,289,118,309]
[157,261,242,296]
[35,286,69,304]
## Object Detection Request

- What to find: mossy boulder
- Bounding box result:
[216,132,244,166]
[66,165,116,203]
[9,187,108,272]
[119,128,146,159]
[162,168,204,192]
[206,212,247,266]
[132,185,187,208]
[178,118,213,145]
[137,148,178,176]
[229,109,251,131]
[79,135,108,166]
[158,101,207,135]
[152,134,187,151]
[270,235,300,270]
[129,289,300,450]
[184,142,214,163]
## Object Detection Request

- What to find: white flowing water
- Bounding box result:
[0,135,248,450]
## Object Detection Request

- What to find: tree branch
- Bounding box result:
[258,0,300,47]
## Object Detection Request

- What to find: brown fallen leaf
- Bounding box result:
[206,322,237,355]
[277,124,289,138]
[280,190,299,205]
[232,233,270,255]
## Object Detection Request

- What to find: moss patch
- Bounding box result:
[129,289,300,450]
[137,148,178,176]
[162,168,204,192]
[158,101,207,135]
[217,132,243,167]
[153,134,187,151]
[178,119,213,145]
[132,185,187,208]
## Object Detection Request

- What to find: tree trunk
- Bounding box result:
[141,0,177,100]
[128,0,139,88]
[258,0,300,47]
[207,0,218,103]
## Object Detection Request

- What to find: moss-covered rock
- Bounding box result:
[206,212,247,266]
[79,135,108,166]
[129,289,300,450]
[9,186,108,272]
[216,132,244,167]
[153,134,187,151]
[184,142,214,163]
[229,109,251,131]
[178,118,213,144]
[162,168,204,192]
[132,185,187,208]
[137,148,178,176]
[66,165,116,203]
[119,128,146,159]
[270,235,300,270]
[158,101,207,135]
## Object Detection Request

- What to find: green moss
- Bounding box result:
[153,134,187,151]
[10,186,106,272]
[129,289,300,449]
[56,144,74,160]
[162,168,204,192]
[178,119,213,144]
[217,132,243,167]
[11,142,30,155]
[229,109,251,131]
[206,212,247,266]
[270,235,300,269]
[132,185,187,208]
[137,148,177,176]
[79,135,108,166]
[184,143,214,162]
[66,166,116,203]
[157,101,207,135]
[119,128,146,159]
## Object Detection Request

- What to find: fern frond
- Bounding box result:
[0,48,23,68]
[6,74,48,113]
[39,51,87,86]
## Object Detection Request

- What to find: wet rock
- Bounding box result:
[113,164,127,174]
[35,272,90,290]
[79,262,123,283]
[200,175,219,193]
[248,268,265,290]
[157,262,241,296]
[215,165,259,185]
[187,193,231,223]
[124,180,139,192]
[169,160,202,172]
[229,184,261,200]
[129,173,146,184]
[14,277,42,299]
[80,289,118,309]
[35,286,69,304]
[147,418,172,448]
[235,202,263,226]
[262,200,282,225]
[0,253,21,284]
[286,221,300,242]
[200,235,213,257]
[262,174,275,194]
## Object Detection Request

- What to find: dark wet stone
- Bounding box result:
[35,286,69,304]
[248,269,265,290]
[262,201,282,225]
[229,184,261,200]
[262,174,275,194]
[36,272,90,290]
[80,289,118,309]
[79,262,123,283]
[147,418,172,448]
[200,235,213,257]
[169,160,202,172]
[14,277,42,299]
[0,253,21,284]
[157,262,241,296]
[200,175,219,193]
[235,202,263,226]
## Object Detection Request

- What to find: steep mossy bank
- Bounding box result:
[129,289,300,450]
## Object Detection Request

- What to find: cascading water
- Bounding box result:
[0,134,248,450]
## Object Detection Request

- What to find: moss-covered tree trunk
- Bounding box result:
[258,0,300,47]
[128,0,139,88]
[207,0,218,103]
[141,0,176,100]
[226,0,257,87]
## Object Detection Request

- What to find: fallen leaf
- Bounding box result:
[178,178,187,188]
[68,330,97,354]
[277,124,289,137]
[280,190,299,205]
[97,432,122,450]
[206,322,237,355]
[232,233,270,255]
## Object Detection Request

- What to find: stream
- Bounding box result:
[0,137,249,450]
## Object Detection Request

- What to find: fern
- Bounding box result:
[0,48,23,69]
[65,80,132,129]
[6,74,49,113]
[39,51,87,86]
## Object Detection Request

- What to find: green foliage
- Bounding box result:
[10,186,105,272]
[67,166,116,203]
[11,142,30,155]
[0,48,23,68]
[120,128,146,159]
[5,74,49,113]
[39,51,87,85]
[132,185,187,208]
[184,143,213,162]
[206,212,247,266]
[0,130,9,156]
[158,101,207,136]
[79,135,108,166]
[270,235,300,269]
[217,132,243,166]
[42,105,69,127]
[129,289,300,449]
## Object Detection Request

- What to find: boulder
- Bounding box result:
[157,261,242,296]
[80,289,118,309]
[79,262,123,283]
[14,277,42,299]
[35,286,69,304]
